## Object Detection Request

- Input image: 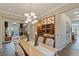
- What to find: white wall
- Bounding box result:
[37,4,79,50]
[0,15,36,48]
[0,16,24,48]
[55,13,71,50]
[0,4,78,49]
[0,16,3,48]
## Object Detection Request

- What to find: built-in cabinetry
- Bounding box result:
[42,24,55,35]
[37,15,55,47]
[37,15,55,35]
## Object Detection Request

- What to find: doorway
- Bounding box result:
[4,21,20,43]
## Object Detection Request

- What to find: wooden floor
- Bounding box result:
[58,38,79,56]
[1,38,79,56]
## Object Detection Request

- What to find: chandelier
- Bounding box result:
[24,4,38,24]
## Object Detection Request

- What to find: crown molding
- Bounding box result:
[0,9,25,20]
[38,4,67,19]
[72,17,79,21]
[38,4,79,19]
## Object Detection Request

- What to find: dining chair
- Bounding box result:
[46,38,54,47]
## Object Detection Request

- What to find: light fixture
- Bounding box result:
[32,20,38,24]
[24,3,38,24]
[30,12,35,16]
[24,13,29,17]
[25,20,28,23]
[27,18,32,22]
[74,11,79,14]
[33,15,37,18]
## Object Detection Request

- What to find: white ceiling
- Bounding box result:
[0,3,65,17]
[65,7,79,20]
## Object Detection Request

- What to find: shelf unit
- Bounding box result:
[37,15,55,47]
[37,16,55,35]
[42,24,55,35]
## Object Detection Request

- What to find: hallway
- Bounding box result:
[58,38,79,56]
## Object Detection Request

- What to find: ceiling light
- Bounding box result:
[24,13,29,17]
[25,21,28,23]
[32,20,38,24]
[33,15,37,18]
[32,21,35,24]
[30,12,35,16]
[27,18,32,22]
[74,11,79,14]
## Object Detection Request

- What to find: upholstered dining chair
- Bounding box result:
[45,38,54,47]
[38,36,44,43]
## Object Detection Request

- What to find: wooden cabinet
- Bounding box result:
[37,16,55,35]
[37,15,55,47]
[42,24,55,34]
[37,20,43,35]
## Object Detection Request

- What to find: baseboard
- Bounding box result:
[59,41,71,51]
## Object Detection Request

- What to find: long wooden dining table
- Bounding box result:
[19,39,59,56]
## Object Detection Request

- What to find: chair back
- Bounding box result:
[46,38,54,47]
[38,36,44,43]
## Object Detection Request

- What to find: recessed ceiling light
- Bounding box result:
[74,11,79,14]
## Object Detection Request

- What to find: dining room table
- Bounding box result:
[19,39,59,56]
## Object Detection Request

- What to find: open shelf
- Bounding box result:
[37,15,55,47]
[37,16,55,35]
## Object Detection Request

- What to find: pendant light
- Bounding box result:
[24,3,38,24]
